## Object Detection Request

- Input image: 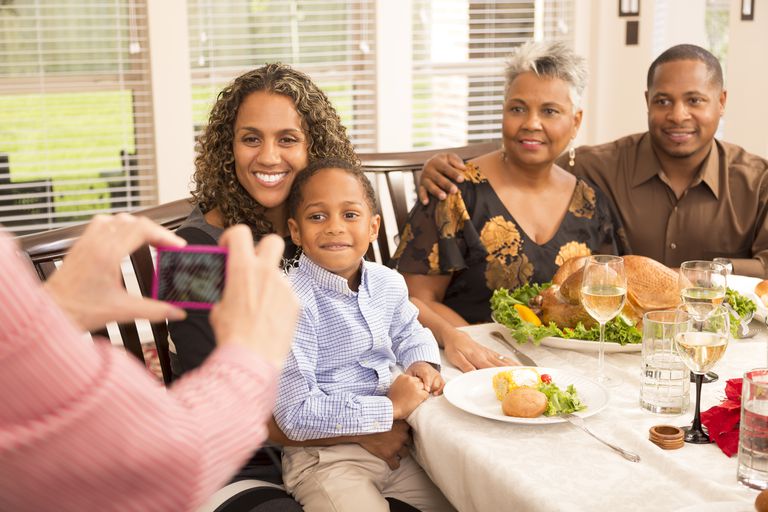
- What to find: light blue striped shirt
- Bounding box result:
[274,254,441,441]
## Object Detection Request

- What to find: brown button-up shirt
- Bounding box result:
[557,133,768,277]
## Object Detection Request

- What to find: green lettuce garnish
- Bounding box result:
[491,285,642,346]
[538,382,586,416]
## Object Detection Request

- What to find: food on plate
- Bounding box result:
[491,255,759,344]
[546,255,679,328]
[514,304,542,326]
[493,368,541,400]
[492,369,586,417]
[502,387,548,418]
[756,280,768,308]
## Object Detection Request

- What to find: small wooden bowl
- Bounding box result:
[649,425,684,450]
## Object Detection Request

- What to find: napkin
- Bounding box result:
[700,378,742,457]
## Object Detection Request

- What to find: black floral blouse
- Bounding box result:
[391,163,628,324]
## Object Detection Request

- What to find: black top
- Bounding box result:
[169,206,300,376]
[391,163,628,324]
[168,206,300,486]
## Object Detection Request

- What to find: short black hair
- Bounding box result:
[287,157,378,218]
[646,44,723,90]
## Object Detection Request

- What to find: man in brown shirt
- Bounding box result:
[420,44,768,277]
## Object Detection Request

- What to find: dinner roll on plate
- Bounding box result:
[501,387,548,418]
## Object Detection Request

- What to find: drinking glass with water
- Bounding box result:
[640,309,690,414]
[738,369,768,490]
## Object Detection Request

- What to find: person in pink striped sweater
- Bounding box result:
[0,214,299,512]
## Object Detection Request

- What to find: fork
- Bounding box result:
[558,412,641,463]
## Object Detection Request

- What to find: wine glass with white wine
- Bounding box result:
[674,304,730,443]
[679,260,728,383]
[581,255,627,387]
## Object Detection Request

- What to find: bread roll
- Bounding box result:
[501,386,548,418]
[756,280,768,308]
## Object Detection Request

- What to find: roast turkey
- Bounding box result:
[538,255,680,328]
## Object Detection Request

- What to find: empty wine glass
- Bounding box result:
[581,255,627,387]
[674,304,730,444]
[679,260,728,384]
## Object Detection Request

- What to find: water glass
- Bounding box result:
[639,310,690,414]
[738,369,768,490]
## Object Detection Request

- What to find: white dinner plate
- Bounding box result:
[443,366,609,425]
[728,274,767,322]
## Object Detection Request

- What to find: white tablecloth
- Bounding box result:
[409,322,766,512]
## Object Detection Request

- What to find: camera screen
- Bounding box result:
[154,247,227,308]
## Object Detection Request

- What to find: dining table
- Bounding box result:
[409,291,766,511]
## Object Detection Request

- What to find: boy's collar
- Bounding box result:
[298,253,367,296]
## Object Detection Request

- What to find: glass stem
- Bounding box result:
[692,373,704,433]
[598,321,606,379]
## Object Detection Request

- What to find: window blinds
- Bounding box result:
[187,0,377,152]
[412,0,574,148]
[0,0,155,235]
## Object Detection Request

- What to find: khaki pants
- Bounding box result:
[282,444,455,512]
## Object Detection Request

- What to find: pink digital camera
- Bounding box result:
[152,245,228,309]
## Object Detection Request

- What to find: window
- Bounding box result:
[188,0,377,151]
[412,0,574,148]
[0,0,155,235]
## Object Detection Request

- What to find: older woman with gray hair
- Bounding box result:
[391,41,626,369]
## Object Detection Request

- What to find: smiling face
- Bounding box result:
[501,71,582,171]
[646,59,726,163]
[288,168,380,287]
[232,91,309,210]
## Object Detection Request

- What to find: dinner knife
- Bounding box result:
[490,331,538,367]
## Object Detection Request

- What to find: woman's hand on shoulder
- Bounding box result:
[418,152,467,205]
[442,328,507,372]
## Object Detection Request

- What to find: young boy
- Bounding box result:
[275,158,454,512]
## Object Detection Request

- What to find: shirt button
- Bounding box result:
[670,243,677,249]
[336,424,342,431]
[673,206,678,212]
[373,421,380,428]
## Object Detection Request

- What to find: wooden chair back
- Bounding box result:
[17,198,194,385]
[360,140,498,264]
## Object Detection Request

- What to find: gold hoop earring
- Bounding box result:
[568,146,576,167]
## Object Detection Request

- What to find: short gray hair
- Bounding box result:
[504,41,587,111]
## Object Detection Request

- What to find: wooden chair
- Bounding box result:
[361,140,499,265]
[17,198,194,385]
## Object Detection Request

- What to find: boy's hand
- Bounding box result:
[406,361,445,395]
[388,374,429,419]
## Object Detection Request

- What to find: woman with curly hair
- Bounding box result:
[170,63,356,376]
[169,64,422,512]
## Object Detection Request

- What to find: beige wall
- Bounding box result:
[572,0,768,160]
[724,0,768,158]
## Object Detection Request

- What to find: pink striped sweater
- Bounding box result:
[0,231,278,511]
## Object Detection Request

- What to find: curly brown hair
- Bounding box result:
[191,62,358,235]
